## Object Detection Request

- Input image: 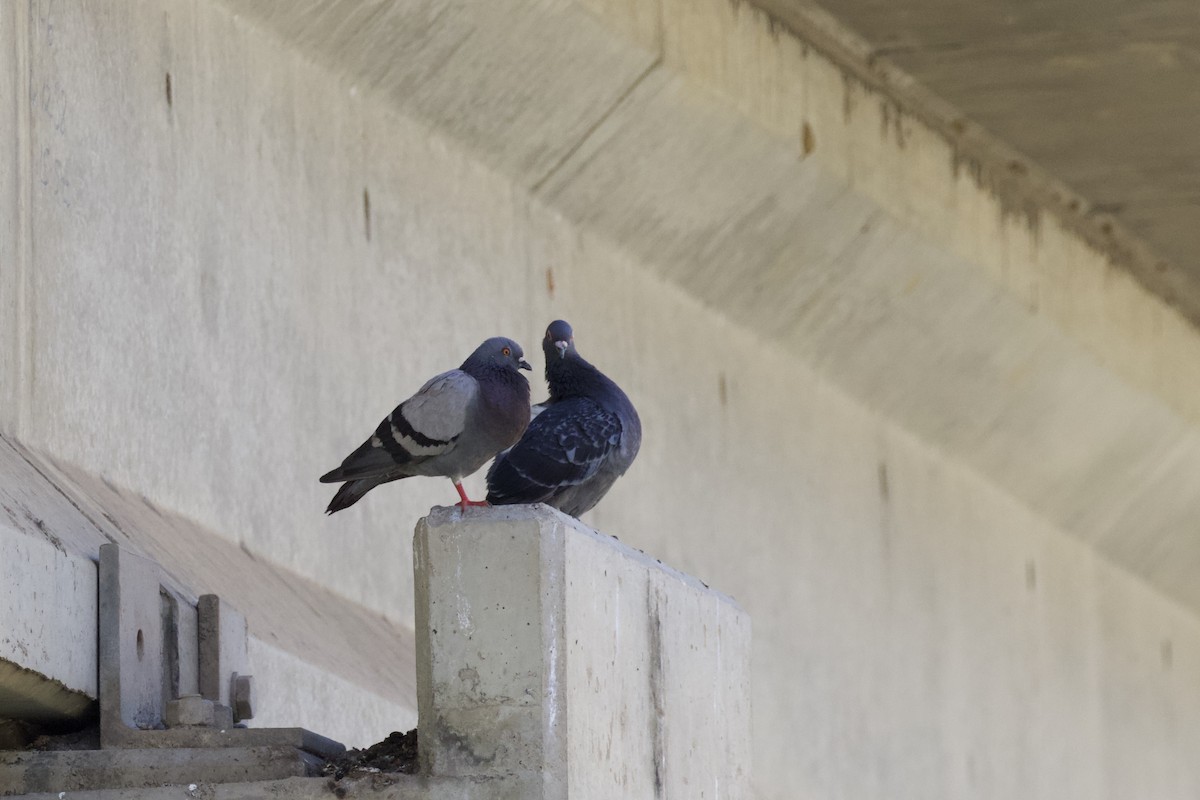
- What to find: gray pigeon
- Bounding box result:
[321,337,532,513]
[486,320,641,517]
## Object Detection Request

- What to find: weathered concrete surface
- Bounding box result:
[8,774,532,800]
[3,0,1197,623]
[98,545,166,733]
[197,595,249,710]
[415,506,751,798]
[0,745,317,795]
[1,436,415,747]
[0,528,96,719]
[0,2,30,439]
[4,0,1200,798]
[798,0,1200,281]
[584,0,1200,612]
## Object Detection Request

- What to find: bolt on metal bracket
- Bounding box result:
[95,543,341,759]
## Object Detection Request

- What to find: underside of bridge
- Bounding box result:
[3,1,1200,797]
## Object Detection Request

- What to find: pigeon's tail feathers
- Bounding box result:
[320,436,410,484]
[324,479,412,515]
[325,477,390,514]
[485,451,557,506]
[320,459,392,484]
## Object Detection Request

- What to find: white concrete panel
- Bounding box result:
[0,524,97,701]
[647,565,752,800]
[564,525,656,795]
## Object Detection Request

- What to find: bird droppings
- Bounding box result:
[322,729,418,780]
[545,267,556,298]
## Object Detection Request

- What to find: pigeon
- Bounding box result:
[321,337,532,513]
[486,320,641,517]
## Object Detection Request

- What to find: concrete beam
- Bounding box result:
[0,435,415,745]
[415,505,751,798]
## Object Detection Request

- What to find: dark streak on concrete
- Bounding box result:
[801,121,815,156]
[531,57,664,194]
[4,435,115,547]
[647,585,665,798]
[362,187,371,243]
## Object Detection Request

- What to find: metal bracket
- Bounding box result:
[95,543,341,759]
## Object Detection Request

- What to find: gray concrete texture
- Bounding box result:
[4,775,537,800]
[1,434,415,746]
[415,506,750,798]
[197,595,249,710]
[798,0,1200,282]
[98,545,167,732]
[2,0,1200,798]
[0,746,317,795]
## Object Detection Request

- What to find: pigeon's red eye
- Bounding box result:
[502,347,511,356]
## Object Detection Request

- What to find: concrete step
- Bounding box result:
[0,745,322,795]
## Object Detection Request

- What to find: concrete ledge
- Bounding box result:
[7,774,529,800]
[0,746,318,795]
[415,505,751,798]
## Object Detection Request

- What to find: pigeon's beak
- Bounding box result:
[519,359,533,371]
[554,340,569,359]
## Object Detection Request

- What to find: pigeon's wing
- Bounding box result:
[320,369,478,483]
[486,397,622,504]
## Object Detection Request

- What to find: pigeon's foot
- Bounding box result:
[457,499,490,510]
[452,481,489,509]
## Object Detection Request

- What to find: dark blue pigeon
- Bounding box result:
[486,320,641,517]
[321,337,531,513]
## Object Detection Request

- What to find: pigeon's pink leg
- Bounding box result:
[453,481,489,509]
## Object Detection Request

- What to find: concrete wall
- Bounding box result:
[3,1,1200,798]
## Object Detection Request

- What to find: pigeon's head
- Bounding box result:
[543,319,576,360]
[467,337,532,373]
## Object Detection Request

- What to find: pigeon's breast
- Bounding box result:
[479,378,532,450]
